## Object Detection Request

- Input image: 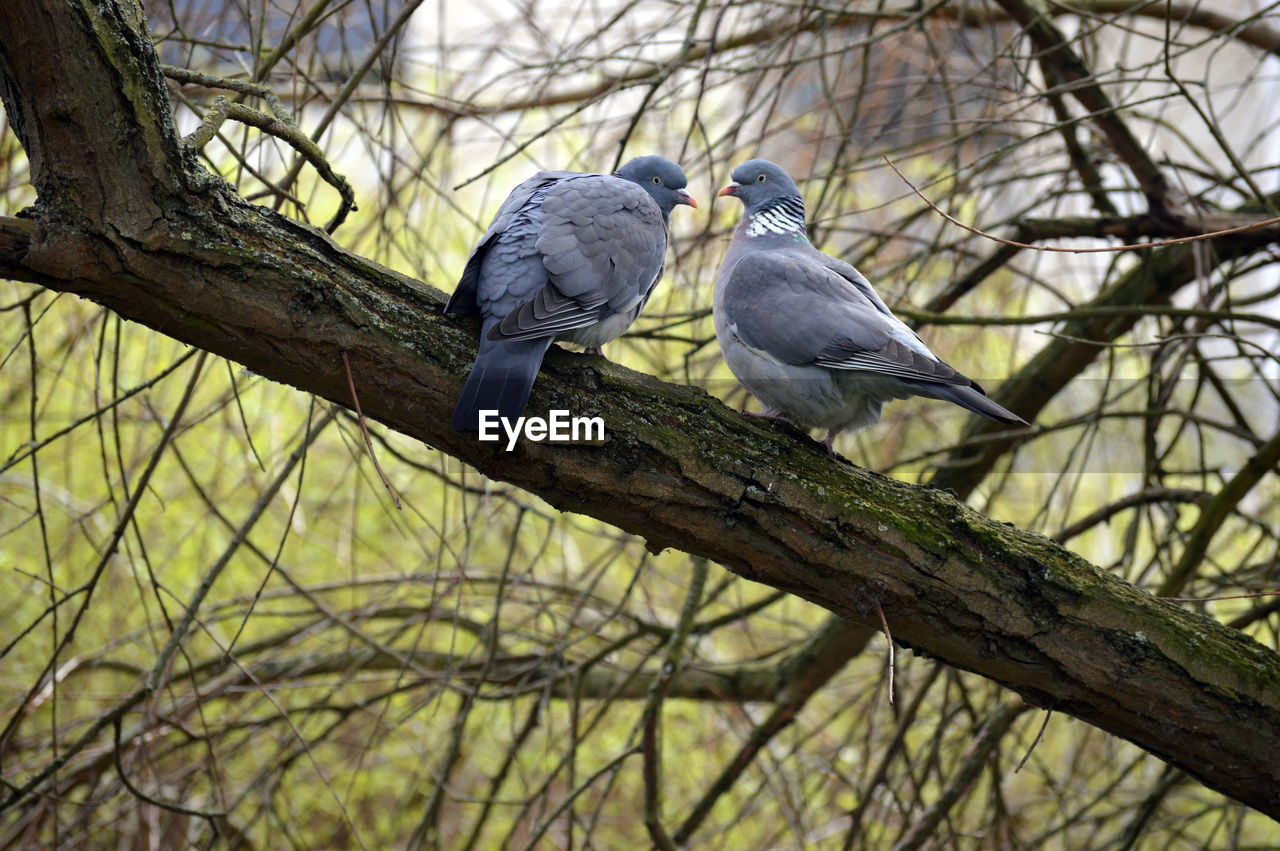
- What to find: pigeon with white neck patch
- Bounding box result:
[714,158,1026,455]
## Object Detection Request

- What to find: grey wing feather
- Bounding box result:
[722,253,893,364]
[813,250,943,356]
[490,175,667,341]
[725,252,970,386]
[815,338,971,387]
[446,171,576,316]
[814,252,897,319]
[808,251,1026,422]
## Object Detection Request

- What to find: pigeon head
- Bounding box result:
[616,156,698,218]
[719,159,807,239]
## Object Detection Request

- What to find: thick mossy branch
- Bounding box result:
[3,203,1279,814]
[1,0,1279,820]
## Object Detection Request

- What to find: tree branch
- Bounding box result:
[993,0,1180,216]
[5,160,1280,815]
[386,2,1280,120]
[892,701,1027,850]
[2,0,1280,820]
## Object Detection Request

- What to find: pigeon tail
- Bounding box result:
[911,381,1028,426]
[451,335,554,432]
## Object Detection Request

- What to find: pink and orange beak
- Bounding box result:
[718,181,741,197]
[678,188,698,209]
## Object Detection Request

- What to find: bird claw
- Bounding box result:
[741,408,798,428]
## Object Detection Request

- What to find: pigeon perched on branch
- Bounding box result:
[447,156,696,432]
[714,158,1026,455]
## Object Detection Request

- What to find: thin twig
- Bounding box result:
[1164,590,1280,603]
[893,701,1026,850]
[0,352,208,756]
[0,406,324,814]
[181,95,230,149]
[876,601,895,706]
[1014,708,1053,774]
[883,156,1280,253]
[675,622,876,845]
[113,717,226,821]
[641,557,709,851]
[342,351,401,510]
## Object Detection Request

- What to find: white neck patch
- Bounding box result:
[745,197,806,239]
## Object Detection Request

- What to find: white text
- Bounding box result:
[477,410,605,451]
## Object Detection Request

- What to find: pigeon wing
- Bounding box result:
[724,251,972,387]
[721,251,887,362]
[446,171,577,316]
[811,250,947,362]
[490,175,667,341]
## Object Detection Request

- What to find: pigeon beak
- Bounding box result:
[677,189,698,209]
[718,181,741,197]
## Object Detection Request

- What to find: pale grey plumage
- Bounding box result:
[714,159,1026,454]
[447,156,695,431]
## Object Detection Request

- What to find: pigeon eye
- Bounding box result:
[652,176,662,185]
[756,174,767,182]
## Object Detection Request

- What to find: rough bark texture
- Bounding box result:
[2,0,1279,819]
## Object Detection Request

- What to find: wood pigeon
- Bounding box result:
[715,158,1026,454]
